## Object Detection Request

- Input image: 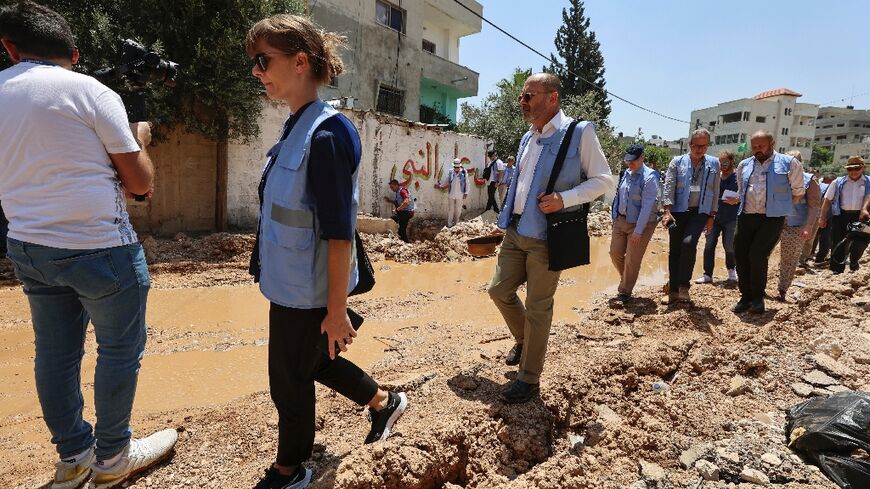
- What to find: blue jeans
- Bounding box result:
[5,238,149,459]
[702,218,736,276]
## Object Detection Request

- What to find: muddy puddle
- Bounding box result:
[0,233,707,436]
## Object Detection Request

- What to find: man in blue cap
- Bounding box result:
[609,144,660,302]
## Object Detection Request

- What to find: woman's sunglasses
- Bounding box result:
[253,53,270,72]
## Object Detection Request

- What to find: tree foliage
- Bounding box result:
[457,67,622,174]
[0,0,304,142]
[546,0,610,121]
[810,144,838,179]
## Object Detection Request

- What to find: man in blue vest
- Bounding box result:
[610,144,659,302]
[660,128,721,304]
[732,131,806,313]
[384,179,415,242]
[435,158,468,227]
[811,177,834,265]
[499,155,517,206]
[818,156,870,273]
[488,72,612,404]
[484,150,504,213]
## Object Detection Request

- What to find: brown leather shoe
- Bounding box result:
[660,293,678,305]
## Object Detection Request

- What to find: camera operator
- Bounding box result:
[0,2,176,489]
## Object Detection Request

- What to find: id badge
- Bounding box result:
[690,185,701,193]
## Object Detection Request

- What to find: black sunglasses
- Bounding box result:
[253,53,270,72]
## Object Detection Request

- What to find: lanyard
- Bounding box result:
[21,58,57,66]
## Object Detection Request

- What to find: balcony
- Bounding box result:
[421,51,479,98]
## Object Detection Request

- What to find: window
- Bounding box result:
[837,123,845,127]
[822,125,833,129]
[824,137,831,141]
[422,39,435,54]
[781,128,789,135]
[721,112,742,123]
[778,147,785,153]
[755,116,766,123]
[854,123,862,127]
[376,84,404,116]
[784,108,792,116]
[739,133,746,143]
[790,137,796,146]
[376,0,405,33]
[836,135,847,140]
[743,111,750,121]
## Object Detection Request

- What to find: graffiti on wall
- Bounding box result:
[389,142,486,191]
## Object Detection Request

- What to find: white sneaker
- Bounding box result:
[694,274,712,284]
[89,429,178,489]
[727,268,738,281]
[52,446,95,489]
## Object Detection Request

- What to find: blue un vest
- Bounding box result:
[737,152,795,217]
[669,154,719,214]
[497,118,591,240]
[258,100,360,308]
[611,164,658,225]
[447,169,468,195]
[830,174,870,216]
[394,186,416,211]
[786,173,814,227]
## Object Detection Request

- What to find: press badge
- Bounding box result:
[690,185,701,193]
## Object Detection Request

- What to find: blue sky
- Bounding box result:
[458,0,870,140]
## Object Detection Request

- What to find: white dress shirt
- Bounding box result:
[824,175,867,211]
[513,110,613,214]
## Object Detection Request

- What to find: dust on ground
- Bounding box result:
[4,220,870,489]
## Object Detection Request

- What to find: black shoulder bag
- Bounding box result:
[349,231,375,296]
[544,120,590,271]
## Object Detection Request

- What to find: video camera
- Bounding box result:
[93,39,179,122]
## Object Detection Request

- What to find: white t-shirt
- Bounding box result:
[0,62,141,249]
[487,158,504,183]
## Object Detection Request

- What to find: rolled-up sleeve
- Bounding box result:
[789,158,806,198]
[662,157,678,207]
[559,125,614,208]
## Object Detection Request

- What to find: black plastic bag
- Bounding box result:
[785,392,870,488]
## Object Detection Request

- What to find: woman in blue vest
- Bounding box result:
[246,15,407,489]
[777,152,820,300]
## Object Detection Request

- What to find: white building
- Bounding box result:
[813,106,870,149]
[689,88,818,162]
[309,0,482,123]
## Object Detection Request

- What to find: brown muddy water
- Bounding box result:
[0,234,706,445]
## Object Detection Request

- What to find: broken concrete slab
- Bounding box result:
[802,369,839,387]
[695,459,720,481]
[739,467,770,485]
[792,382,814,397]
[813,353,856,379]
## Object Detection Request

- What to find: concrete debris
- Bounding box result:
[791,382,814,397]
[694,459,720,481]
[739,467,770,485]
[725,375,751,397]
[679,443,712,469]
[811,334,843,359]
[812,352,856,379]
[760,452,782,466]
[802,369,839,387]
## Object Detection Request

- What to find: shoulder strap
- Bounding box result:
[545,120,580,195]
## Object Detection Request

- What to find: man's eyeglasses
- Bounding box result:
[690,143,710,149]
[517,91,553,103]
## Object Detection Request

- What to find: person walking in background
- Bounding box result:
[0,3,176,488]
[484,149,504,213]
[777,151,820,300]
[812,177,833,265]
[435,158,468,228]
[488,72,611,404]
[609,144,659,302]
[696,150,739,284]
[660,128,721,304]
[818,156,870,274]
[247,14,407,489]
[500,155,516,207]
[384,179,415,242]
[798,168,824,268]
[732,131,805,314]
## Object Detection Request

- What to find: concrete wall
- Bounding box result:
[226,103,488,230]
[127,127,217,235]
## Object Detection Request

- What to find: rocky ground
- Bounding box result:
[5,219,870,489]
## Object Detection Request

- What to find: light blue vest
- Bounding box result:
[258,100,359,308]
[447,168,468,195]
[497,119,591,240]
[737,152,795,217]
[611,164,659,226]
[830,174,870,216]
[669,154,719,214]
[786,173,815,227]
[394,186,416,211]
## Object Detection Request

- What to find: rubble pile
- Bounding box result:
[361,217,495,264]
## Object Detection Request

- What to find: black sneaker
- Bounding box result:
[732,299,751,313]
[364,392,408,444]
[750,299,765,314]
[505,343,523,366]
[500,380,539,404]
[253,466,311,489]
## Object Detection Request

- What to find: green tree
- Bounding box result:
[546,0,610,121]
[810,144,838,179]
[0,0,304,143]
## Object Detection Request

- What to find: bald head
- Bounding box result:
[527,72,561,94]
[750,130,774,142]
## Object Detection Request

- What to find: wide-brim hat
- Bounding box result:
[452,158,462,167]
[846,155,866,169]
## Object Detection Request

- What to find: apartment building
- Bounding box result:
[689,88,818,162]
[813,106,870,149]
[309,0,482,123]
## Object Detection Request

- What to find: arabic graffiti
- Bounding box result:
[390,142,486,190]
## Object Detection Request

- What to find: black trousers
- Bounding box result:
[0,203,7,254]
[392,210,412,242]
[734,214,785,302]
[269,303,378,466]
[485,182,500,212]
[813,222,831,262]
[667,208,707,290]
[830,211,868,272]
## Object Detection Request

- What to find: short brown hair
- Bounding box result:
[718,149,735,162]
[245,14,345,84]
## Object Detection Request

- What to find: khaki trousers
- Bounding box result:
[488,225,560,384]
[609,216,657,295]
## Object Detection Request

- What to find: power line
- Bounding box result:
[820,89,870,107]
[452,0,690,125]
